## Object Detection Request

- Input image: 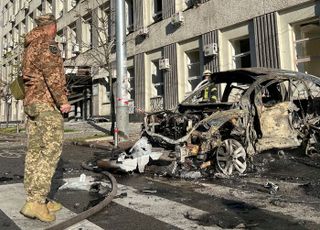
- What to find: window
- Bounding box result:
[37,5,42,16]
[232,38,251,68]
[69,23,77,56]
[19,0,24,10]
[3,36,8,51]
[185,50,201,93]
[56,0,64,18]
[14,0,19,15]
[21,20,26,35]
[27,15,34,31]
[8,1,13,19]
[127,67,135,100]
[99,3,109,45]
[3,5,8,26]
[151,60,164,97]
[150,60,164,111]
[57,30,66,59]
[82,14,93,51]
[152,0,163,22]
[45,0,53,14]
[125,0,134,33]
[68,0,79,11]
[294,20,320,76]
[13,26,19,48]
[7,32,13,50]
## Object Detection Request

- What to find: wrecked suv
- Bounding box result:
[143,68,320,176]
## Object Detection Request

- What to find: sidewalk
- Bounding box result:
[0,121,142,150]
[64,121,142,150]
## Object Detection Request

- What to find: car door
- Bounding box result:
[253,79,301,152]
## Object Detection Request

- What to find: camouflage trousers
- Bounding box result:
[24,103,63,203]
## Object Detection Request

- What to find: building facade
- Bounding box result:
[1,0,320,122]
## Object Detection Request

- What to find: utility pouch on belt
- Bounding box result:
[10,75,25,100]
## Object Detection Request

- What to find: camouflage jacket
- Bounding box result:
[22,27,68,108]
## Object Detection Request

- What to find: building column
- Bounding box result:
[76,17,83,50]
[163,43,179,110]
[253,12,280,68]
[201,30,220,73]
[134,53,146,112]
[133,0,144,30]
[92,8,99,48]
[162,0,175,19]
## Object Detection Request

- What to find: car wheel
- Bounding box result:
[216,139,247,175]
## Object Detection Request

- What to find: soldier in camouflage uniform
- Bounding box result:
[20,14,71,222]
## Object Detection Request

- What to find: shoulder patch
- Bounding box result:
[49,44,59,54]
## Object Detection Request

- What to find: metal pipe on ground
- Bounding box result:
[45,171,117,230]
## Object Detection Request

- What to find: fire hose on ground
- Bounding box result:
[45,163,117,230]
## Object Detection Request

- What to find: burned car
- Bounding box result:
[142,68,320,176]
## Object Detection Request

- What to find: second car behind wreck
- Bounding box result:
[111,68,320,177]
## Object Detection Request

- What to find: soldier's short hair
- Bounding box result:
[35,14,56,27]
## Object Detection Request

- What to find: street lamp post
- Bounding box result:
[115,0,129,141]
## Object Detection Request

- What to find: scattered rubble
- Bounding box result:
[95,137,163,173]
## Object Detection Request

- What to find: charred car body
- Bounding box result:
[143,68,320,176]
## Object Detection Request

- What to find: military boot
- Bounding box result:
[47,200,62,212]
[20,202,56,222]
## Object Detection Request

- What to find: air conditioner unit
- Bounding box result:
[72,43,80,53]
[71,0,77,7]
[23,1,29,10]
[152,11,162,20]
[127,24,134,33]
[159,58,170,70]
[185,0,201,8]
[137,27,149,37]
[203,43,218,56]
[171,12,184,25]
[9,15,15,23]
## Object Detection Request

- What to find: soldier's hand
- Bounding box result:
[60,104,71,113]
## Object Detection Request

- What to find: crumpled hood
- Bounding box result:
[24,27,47,47]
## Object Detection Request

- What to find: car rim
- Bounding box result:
[216,139,247,175]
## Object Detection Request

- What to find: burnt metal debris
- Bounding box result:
[136,68,320,177]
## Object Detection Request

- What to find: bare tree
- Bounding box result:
[0,36,24,128]
[0,78,12,127]
[67,0,116,132]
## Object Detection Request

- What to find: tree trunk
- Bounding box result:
[6,101,10,128]
[109,74,116,135]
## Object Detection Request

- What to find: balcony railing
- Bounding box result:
[150,96,163,112]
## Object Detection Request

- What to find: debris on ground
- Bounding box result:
[58,174,96,191]
[264,181,280,194]
[95,137,163,173]
[141,189,157,194]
